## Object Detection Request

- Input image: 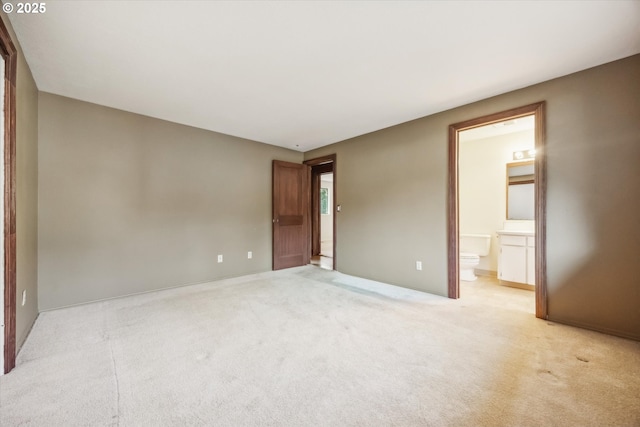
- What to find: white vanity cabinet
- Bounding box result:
[526,236,535,284]
[497,232,535,286]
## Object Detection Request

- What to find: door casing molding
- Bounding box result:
[309,162,333,257]
[448,102,547,319]
[304,154,337,270]
[0,16,17,374]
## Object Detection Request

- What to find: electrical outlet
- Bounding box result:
[416,261,422,271]
[21,290,26,306]
[217,254,223,263]
[247,251,252,259]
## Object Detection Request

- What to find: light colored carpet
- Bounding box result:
[1,266,639,426]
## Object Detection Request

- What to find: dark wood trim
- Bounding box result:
[309,160,334,256]
[310,170,321,256]
[447,125,459,298]
[0,16,17,374]
[312,163,333,175]
[533,103,547,319]
[448,102,547,319]
[304,164,311,265]
[304,154,337,270]
[309,163,335,257]
[451,103,543,132]
[304,155,336,168]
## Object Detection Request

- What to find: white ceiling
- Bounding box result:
[7,1,640,152]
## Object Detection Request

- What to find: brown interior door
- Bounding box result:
[273,160,310,270]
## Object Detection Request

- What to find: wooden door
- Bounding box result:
[273,160,310,270]
[499,244,527,283]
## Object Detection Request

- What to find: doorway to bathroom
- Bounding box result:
[448,102,547,319]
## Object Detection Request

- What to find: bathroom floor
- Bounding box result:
[460,274,535,314]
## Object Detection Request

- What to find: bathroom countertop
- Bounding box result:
[496,230,535,236]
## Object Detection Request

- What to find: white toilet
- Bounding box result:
[460,234,491,282]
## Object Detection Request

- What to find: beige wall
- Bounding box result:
[305,54,640,340]
[308,117,449,295]
[38,93,301,310]
[0,13,39,352]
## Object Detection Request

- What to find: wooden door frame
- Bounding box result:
[448,102,547,319]
[0,17,17,374]
[309,162,333,257]
[304,154,336,270]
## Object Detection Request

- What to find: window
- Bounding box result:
[320,187,330,215]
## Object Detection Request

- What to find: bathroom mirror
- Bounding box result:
[506,160,534,220]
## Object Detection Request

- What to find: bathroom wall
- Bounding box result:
[459,129,534,273]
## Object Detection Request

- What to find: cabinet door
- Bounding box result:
[527,247,536,285]
[499,245,527,283]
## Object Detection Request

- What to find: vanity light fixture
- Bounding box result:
[513,149,536,161]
